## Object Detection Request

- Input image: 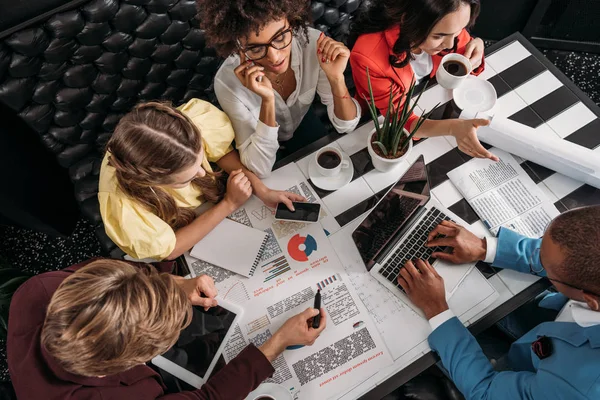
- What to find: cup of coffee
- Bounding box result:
[435,53,472,90]
[252,396,275,400]
[315,147,350,177]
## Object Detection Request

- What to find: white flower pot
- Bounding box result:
[367,129,413,172]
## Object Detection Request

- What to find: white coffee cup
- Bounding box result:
[314,146,350,177]
[435,53,472,90]
[252,395,275,400]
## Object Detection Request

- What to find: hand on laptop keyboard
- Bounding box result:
[425,220,488,264]
[396,259,449,319]
[379,207,451,292]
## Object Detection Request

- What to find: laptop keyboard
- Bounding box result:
[379,207,451,291]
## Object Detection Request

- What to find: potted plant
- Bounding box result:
[363,67,438,172]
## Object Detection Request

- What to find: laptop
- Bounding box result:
[352,155,475,314]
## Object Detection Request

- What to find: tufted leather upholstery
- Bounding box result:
[0,0,363,255]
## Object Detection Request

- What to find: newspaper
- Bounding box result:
[447,149,560,237]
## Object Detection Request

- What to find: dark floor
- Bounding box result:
[1,44,599,390]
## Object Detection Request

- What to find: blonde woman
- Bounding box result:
[99,99,303,260]
[8,258,327,399]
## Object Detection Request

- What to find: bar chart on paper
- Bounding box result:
[262,255,291,282]
[316,273,342,290]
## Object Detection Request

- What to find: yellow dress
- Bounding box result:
[98,99,235,260]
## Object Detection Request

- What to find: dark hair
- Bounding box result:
[197,0,311,58]
[350,0,480,68]
[549,205,600,294]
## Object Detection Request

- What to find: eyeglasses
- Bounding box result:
[237,28,293,61]
[529,246,600,297]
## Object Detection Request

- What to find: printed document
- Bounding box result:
[447,149,560,237]
[186,163,393,399]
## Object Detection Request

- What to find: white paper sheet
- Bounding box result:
[460,111,600,189]
[447,149,560,237]
[187,164,392,400]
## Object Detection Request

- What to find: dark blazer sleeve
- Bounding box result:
[158,345,275,400]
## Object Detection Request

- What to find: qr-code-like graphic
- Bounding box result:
[292,328,376,385]
[258,228,282,263]
[267,287,314,319]
[272,219,307,239]
[299,182,318,203]
[251,205,274,221]
[323,284,360,326]
[224,324,247,361]
[250,329,293,384]
[191,260,235,283]
[229,209,252,227]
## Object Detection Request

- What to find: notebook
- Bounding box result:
[190,218,269,278]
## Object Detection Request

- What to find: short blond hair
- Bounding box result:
[41,259,192,377]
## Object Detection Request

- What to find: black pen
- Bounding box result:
[312,289,321,329]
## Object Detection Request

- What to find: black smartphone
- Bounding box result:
[275,202,321,223]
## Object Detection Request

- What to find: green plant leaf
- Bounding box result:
[364,67,381,138]
[380,81,396,144]
[399,78,417,124]
[372,141,388,156]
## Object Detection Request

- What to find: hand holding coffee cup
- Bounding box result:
[436,53,472,90]
[315,147,350,177]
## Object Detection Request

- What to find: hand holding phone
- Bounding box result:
[275,202,321,223]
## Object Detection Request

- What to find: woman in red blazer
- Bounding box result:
[350,0,498,161]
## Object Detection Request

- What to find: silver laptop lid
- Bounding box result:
[352,155,431,269]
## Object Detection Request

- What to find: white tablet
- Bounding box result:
[151,298,243,388]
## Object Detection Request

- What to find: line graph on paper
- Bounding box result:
[342,256,430,360]
[222,280,251,304]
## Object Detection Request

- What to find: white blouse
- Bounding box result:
[410,51,433,84]
[214,27,361,178]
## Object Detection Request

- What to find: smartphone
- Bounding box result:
[275,202,321,223]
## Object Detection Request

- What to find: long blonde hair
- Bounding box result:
[41,260,192,377]
[107,102,225,229]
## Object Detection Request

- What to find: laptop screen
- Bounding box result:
[352,155,431,268]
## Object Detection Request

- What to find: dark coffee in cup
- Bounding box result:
[443,60,468,77]
[317,151,341,169]
[255,397,275,400]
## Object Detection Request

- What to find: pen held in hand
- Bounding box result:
[312,289,321,329]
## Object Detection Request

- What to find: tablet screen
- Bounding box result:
[160,305,237,379]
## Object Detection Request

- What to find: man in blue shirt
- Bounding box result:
[397,205,600,399]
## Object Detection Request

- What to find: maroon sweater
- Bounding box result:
[7,259,274,400]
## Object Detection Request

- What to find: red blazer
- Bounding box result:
[7,258,274,400]
[350,26,485,130]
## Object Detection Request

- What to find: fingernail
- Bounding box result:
[322,57,325,62]
[317,49,321,54]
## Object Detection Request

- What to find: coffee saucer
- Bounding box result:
[453,76,497,112]
[308,152,354,191]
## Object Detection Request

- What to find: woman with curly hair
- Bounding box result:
[98,99,303,261]
[198,0,361,178]
[350,0,498,161]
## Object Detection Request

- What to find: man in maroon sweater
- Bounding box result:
[7,258,326,399]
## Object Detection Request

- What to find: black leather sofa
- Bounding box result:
[0,0,364,256]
